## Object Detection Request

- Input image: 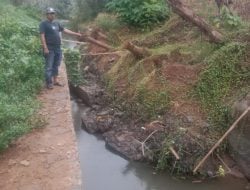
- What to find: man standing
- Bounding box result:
[39,7,81,89]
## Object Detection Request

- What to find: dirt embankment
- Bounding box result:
[74,14,249,179]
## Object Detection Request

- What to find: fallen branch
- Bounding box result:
[81,51,124,56]
[167,0,223,43]
[142,130,158,156]
[87,36,113,50]
[169,146,180,160]
[134,130,158,156]
[79,34,113,50]
[134,139,151,156]
[62,39,87,45]
[91,28,108,40]
[193,106,250,173]
[123,41,151,59]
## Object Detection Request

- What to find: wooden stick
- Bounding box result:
[62,39,87,45]
[81,51,124,56]
[193,107,250,173]
[134,130,158,156]
[141,130,158,156]
[143,130,158,144]
[134,139,151,156]
[87,36,113,50]
[169,146,180,160]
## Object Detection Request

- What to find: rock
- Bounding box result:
[81,118,97,133]
[207,170,214,177]
[97,109,114,116]
[39,149,47,153]
[70,83,105,107]
[144,120,166,132]
[70,85,92,106]
[245,183,250,190]
[104,131,143,161]
[186,115,193,123]
[83,66,90,72]
[8,159,17,166]
[229,93,250,179]
[114,111,124,118]
[20,160,30,167]
[81,109,113,134]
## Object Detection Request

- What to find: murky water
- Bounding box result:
[71,100,247,190]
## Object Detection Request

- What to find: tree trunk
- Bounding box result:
[79,34,113,50]
[91,28,108,40]
[167,0,223,43]
[123,41,152,59]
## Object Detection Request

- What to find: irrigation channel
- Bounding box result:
[71,100,247,190]
[63,38,248,190]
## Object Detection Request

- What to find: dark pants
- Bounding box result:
[44,47,62,85]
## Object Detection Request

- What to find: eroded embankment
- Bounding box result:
[70,16,250,179]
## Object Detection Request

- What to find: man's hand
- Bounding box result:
[64,29,82,38]
[44,47,49,54]
[76,33,82,37]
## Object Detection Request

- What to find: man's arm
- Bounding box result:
[63,28,81,37]
[40,33,49,54]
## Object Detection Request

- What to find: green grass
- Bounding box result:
[64,49,84,86]
[195,42,249,131]
[0,0,44,151]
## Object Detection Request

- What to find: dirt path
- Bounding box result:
[0,63,82,190]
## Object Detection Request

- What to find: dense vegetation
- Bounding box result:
[64,49,84,86]
[106,0,170,28]
[0,0,43,151]
[195,42,249,131]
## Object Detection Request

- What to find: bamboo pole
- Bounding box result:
[169,146,180,160]
[62,39,87,45]
[193,106,250,173]
[81,51,124,56]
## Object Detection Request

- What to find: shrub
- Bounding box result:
[213,7,242,29]
[64,49,84,86]
[195,42,248,130]
[106,0,170,29]
[95,13,121,31]
[70,0,108,28]
[0,3,43,151]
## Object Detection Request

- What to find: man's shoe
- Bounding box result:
[54,82,64,87]
[47,84,53,89]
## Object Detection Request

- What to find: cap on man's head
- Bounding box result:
[46,7,56,14]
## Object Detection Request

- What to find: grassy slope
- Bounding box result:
[0,0,44,151]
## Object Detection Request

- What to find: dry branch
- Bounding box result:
[81,51,124,56]
[169,146,180,160]
[167,0,223,43]
[193,107,250,173]
[134,130,158,156]
[91,28,108,40]
[62,39,87,45]
[79,34,113,50]
[123,41,152,59]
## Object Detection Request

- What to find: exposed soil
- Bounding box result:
[0,64,81,190]
[73,25,248,178]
